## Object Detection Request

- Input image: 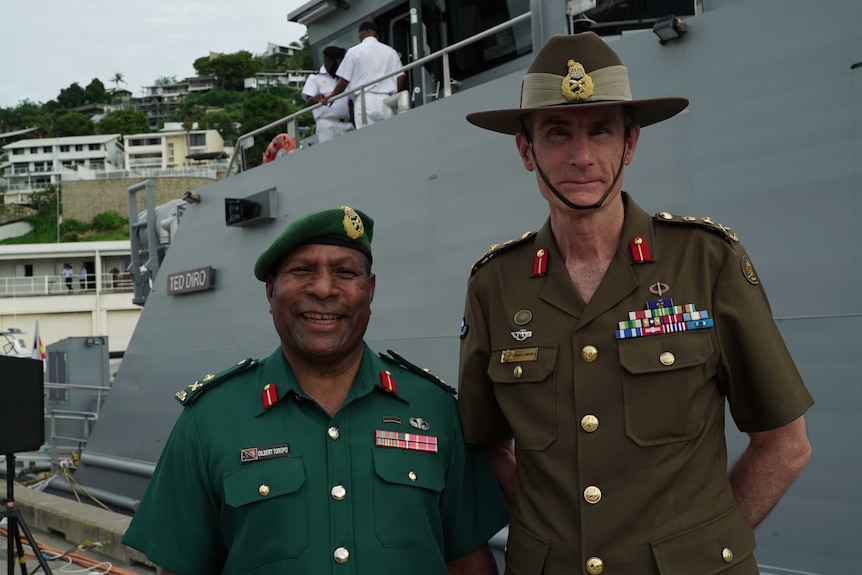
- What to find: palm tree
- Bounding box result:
[111,72,126,91]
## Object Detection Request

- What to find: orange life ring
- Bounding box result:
[263,133,296,163]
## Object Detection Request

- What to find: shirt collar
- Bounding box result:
[255,343,407,416]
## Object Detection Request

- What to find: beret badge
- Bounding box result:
[561,59,594,102]
[340,205,364,240]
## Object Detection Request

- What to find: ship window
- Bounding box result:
[448,0,530,79]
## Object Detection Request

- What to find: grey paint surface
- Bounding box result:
[77,0,861,571]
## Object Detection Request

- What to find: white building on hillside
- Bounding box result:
[244,70,315,90]
[1,135,124,204]
[0,241,141,355]
[124,124,229,171]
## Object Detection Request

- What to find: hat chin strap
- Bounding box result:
[528,139,627,211]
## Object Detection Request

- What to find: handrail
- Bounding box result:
[225,11,532,176]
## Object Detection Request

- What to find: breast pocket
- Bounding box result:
[487,344,558,450]
[223,456,308,568]
[372,448,445,551]
[618,331,715,446]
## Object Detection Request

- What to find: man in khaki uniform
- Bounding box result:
[458,33,813,575]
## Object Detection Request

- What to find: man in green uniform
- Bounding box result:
[458,33,813,575]
[122,206,509,575]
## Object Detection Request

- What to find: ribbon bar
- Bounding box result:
[375,430,439,453]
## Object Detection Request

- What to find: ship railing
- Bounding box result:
[44,382,111,468]
[225,10,532,175]
[0,273,134,297]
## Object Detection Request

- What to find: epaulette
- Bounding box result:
[378,349,457,395]
[471,231,536,275]
[654,212,739,244]
[175,358,258,407]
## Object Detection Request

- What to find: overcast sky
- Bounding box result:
[0,0,309,108]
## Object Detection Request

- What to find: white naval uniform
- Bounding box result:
[302,66,354,143]
[335,36,404,128]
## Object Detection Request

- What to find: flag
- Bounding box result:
[32,321,47,372]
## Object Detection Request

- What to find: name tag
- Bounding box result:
[240,443,290,464]
[500,347,539,363]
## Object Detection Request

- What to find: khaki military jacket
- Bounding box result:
[458,193,813,575]
[123,344,509,574]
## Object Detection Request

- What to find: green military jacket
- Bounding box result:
[458,193,813,575]
[123,343,509,574]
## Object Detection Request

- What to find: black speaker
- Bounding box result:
[0,356,44,454]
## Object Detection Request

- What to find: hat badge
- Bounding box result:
[561,60,594,102]
[339,205,364,240]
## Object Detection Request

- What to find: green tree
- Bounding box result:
[96,109,150,135]
[57,82,87,109]
[110,72,126,90]
[52,112,95,136]
[199,51,267,91]
[240,91,302,168]
[199,110,240,144]
[154,76,178,86]
[193,54,217,78]
[283,36,313,71]
[91,211,126,231]
[0,185,64,244]
[0,99,51,132]
[85,78,107,104]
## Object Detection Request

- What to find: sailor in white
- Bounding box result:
[322,21,405,128]
[302,46,355,143]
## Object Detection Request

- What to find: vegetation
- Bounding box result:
[0,186,129,245]
[95,109,150,136]
[0,35,316,241]
[1,36,315,148]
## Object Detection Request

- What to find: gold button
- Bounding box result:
[660,351,675,366]
[586,556,604,574]
[328,426,340,440]
[258,484,270,497]
[581,415,599,433]
[537,248,545,257]
[634,236,643,244]
[659,212,673,220]
[513,366,523,379]
[581,345,598,363]
[722,547,733,563]
[408,471,418,482]
[334,547,350,563]
[584,485,602,504]
[331,485,346,500]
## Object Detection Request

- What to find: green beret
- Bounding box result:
[254,205,374,281]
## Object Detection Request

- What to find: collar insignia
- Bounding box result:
[380,370,397,394]
[262,383,278,410]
